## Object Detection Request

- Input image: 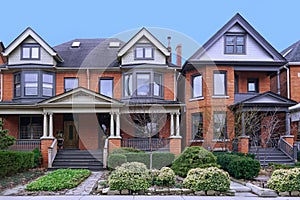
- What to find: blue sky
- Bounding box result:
[1,0,300,60]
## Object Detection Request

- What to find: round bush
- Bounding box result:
[108,162,151,192]
[183,167,230,192]
[227,156,260,180]
[107,154,127,169]
[153,167,176,186]
[267,168,300,192]
[171,146,218,177]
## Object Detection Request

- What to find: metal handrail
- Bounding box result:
[121,138,170,151]
[48,139,57,168]
[278,137,297,161]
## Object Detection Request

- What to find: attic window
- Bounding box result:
[134,45,154,60]
[21,44,40,60]
[71,41,81,48]
[224,35,245,54]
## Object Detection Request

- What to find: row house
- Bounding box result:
[0,28,183,167]
[180,13,296,154]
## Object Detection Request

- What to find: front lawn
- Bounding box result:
[26,169,91,191]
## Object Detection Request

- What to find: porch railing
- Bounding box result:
[122,138,170,151]
[278,137,298,162]
[8,139,41,151]
[48,139,57,168]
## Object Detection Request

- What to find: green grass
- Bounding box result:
[26,169,91,191]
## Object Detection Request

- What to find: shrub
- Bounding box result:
[108,162,151,193]
[268,162,293,170]
[0,150,34,177]
[171,146,218,177]
[32,148,43,168]
[26,169,90,191]
[183,167,230,192]
[153,167,176,186]
[216,153,260,180]
[108,154,127,169]
[267,168,300,192]
[125,153,150,168]
[0,120,15,150]
[111,147,144,154]
[152,152,175,169]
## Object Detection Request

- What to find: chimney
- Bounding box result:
[175,44,182,67]
[167,36,172,63]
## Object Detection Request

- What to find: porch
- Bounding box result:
[121,138,170,151]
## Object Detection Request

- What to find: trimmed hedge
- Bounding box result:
[0,150,34,177]
[268,168,300,192]
[171,146,218,177]
[183,167,230,192]
[216,153,260,180]
[107,152,175,169]
[111,147,144,154]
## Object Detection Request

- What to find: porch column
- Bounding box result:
[241,112,246,136]
[42,113,48,138]
[286,112,291,135]
[110,112,115,137]
[175,112,180,136]
[49,113,54,138]
[116,112,121,138]
[170,112,174,136]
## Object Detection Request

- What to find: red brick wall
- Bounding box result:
[290,65,300,102]
[3,115,19,138]
[235,71,270,93]
[164,72,175,100]
[2,73,13,101]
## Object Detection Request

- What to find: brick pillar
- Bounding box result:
[40,138,54,168]
[169,137,182,156]
[108,137,121,153]
[238,136,250,154]
[281,135,294,146]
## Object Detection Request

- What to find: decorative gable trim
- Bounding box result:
[188,13,286,62]
[3,27,63,62]
[39,87,123,106]
[118,28,170,57]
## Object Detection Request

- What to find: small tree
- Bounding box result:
[0,120,15,149]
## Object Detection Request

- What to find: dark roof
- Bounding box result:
[281,40,300,62]
[234,93,258,104]
[54,38,124,68]
[122,97,182,105]
[183,13,286,72]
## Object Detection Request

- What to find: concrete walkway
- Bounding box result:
[230,181,257,197]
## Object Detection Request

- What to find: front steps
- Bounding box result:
[50,149,104,171]
[249,147,295,167]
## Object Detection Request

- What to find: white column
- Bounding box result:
[49,113,53,138]
[176,112,180,136]
[42,113,48,138]
[286,112,291,135]
[110,112,115,137]
[116,112,121,137]
[170,113,174,136]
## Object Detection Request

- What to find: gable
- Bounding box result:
[188,13,285,64]
[39,87,123,107]
[246,94,287,104]
[3,27,63,66]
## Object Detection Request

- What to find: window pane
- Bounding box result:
[137,74,150,95]
[154,74,162,96]
[124,74,132,97]
[192,75,202,98]
[65,78,78,91]
[43,88,53,96]
[236,45,244,54]
[213,112,227,139]
[14,74,20,84]
[31,47,39,59]
[236,36,244,45]
[225,36,235,45]
[225,46,234,54]
[22,47,30,58]
[25,73,38,82]
[15,84,21,97]
[214,73,226,95]
[192,113,203,140]
[100,79,113,98]
[144,47,153,58]
[135,47,143,58]
[248,82,255,92]
[43,74,53,83]
[25,87,38,95]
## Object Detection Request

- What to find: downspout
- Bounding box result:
[277,70,280,95]
[86,68,90,90]
[174,69,177,101]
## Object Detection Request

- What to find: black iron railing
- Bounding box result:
[122,138,170,151]
[278,137,297,161]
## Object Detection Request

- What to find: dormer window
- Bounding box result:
[21,44,40,60]
[134,45,154,60]
[225,35,245,54]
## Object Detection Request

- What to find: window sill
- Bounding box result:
[190,140,204,142]
[212,139,230,142]
[212,96,230,99]
[189,97,204,102]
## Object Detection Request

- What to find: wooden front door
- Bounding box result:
[64,121,79,149]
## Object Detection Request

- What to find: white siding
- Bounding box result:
[121,37,166,65]
[199,34,274,61]
[8,37,56,65]
[228,24,245,33]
